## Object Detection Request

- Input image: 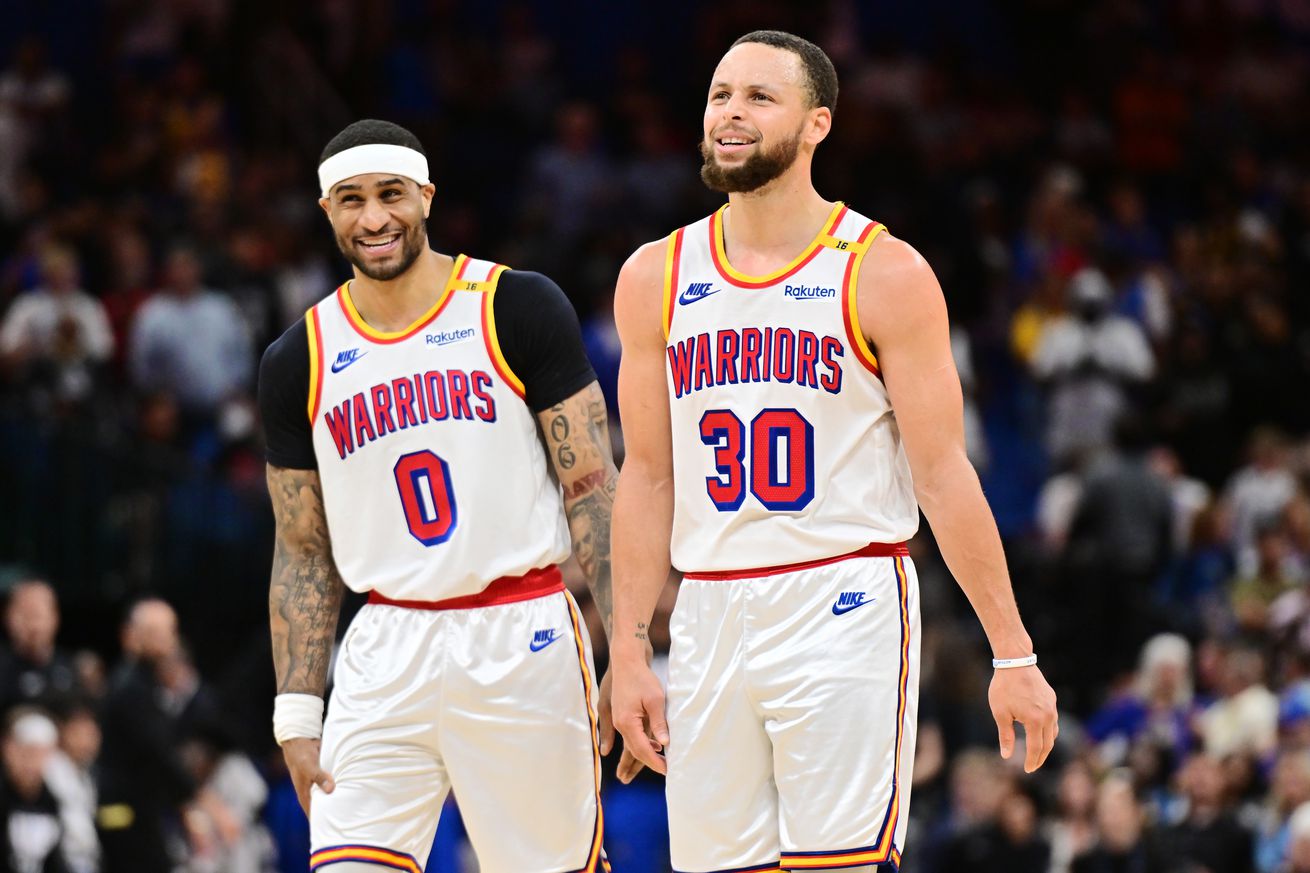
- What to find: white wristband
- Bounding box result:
[273,693,324,745]
[992,654,1038,670]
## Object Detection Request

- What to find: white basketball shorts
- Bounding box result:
[309,571,608,873]
[666,546,920,872]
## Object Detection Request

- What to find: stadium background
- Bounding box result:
[1,0,1309,870]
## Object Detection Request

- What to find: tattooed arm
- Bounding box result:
[268,464,346,695]
[537,381,618,637]
[267,463,345,813]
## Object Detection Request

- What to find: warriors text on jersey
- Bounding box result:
[662,202,919,572]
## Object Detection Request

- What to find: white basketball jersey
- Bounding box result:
[305,256,571,601]
[664,203,919,573]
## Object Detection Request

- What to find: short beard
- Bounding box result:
[699,128,803,194]
[337,220,427,281]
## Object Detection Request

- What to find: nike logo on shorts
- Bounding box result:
[831,592,875,615]
[529,628,562,652]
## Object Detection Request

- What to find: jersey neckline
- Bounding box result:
[709,201,847,289]
[336,253,468,345]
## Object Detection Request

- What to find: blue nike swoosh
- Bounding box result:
[529,635,561,652]
[831,598,875,616]
[330,353,367,373]
[678,289,722,305]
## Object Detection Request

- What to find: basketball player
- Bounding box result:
[610,31,1059,872]
[258,119,616,873]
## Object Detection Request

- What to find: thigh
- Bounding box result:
[312,605,450,873]
[749,557,920,871]
[666,578,779,873]
[441,592,606,873]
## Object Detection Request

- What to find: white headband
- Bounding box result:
[318,143,430,197]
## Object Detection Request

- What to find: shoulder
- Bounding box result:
[260,317,310,377]
[614,238,671,328]
[857,232,947,340]
[859,232,939,293]
[495,269,568,303]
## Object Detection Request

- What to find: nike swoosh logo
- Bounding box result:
[831,597,875,616]
[529,634,562,652]
[678,288,722,305]
[330,353,367,373]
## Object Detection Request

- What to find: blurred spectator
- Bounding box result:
[521,102,617,248]
[1061,419,1174,704]
[44,703,100,873]
[0,708,75,873]
[1255,751,1310,873]
[128,245,253,420]
[1156,752,1254,873]
[939,780,1050,872]
[1225,430,1299,569]
[0,245,113,412]
[1048,759,1098,873]
[0,580,81,713]
[1199,644,1278,760]
[1031,267,1155,465]
[1086,634,1197,770]
[1288,802,1310,873]
[1231,525,1303,635]
[1071,773,1160,873]
[96,599,234,873]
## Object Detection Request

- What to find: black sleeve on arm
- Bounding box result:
[258,318,318,470]
[493,270,598,412]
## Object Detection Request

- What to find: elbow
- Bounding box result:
[911,449,976,514]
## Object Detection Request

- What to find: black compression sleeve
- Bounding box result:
[493,271,597,412]
[258,319,318,469]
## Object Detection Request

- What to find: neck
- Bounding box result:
[348,249,454,332]
[723,166,833,257]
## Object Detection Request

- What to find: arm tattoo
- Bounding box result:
[540,384,617,637]
[267,465,346,696]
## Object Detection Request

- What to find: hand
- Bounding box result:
[989,664,1059,773]
[611,658,668,781]
[282,737,335,816]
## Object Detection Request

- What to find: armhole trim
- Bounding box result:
[661,228,684,342]
[306,306,325,423]
[841,221,888,380]
[479,266,525,400]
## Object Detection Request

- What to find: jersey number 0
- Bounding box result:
[393,450,458,546]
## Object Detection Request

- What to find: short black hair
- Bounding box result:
[319,119,426,164]
[730,30,838,114]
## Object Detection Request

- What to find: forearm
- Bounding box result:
[269,548,346,695]
[540,383,618,638]
[610,464,674,663]
[916,451,1032,659]
[266,466,346,697]
[563,463,618,638]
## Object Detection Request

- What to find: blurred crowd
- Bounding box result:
[2,0,1310,871]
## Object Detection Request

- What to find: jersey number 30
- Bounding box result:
[394,450,458,546]
[700,408,814,512]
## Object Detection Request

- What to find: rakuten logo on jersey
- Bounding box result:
[783,284,837,299]
[426,328,476,347]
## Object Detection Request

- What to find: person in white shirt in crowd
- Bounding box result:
[1031,266,1154,466]
[0,708,77,873]
[0,245,113,411]
[44,703,100,873]
[129,243,253,421]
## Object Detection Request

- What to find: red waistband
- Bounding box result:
[367,564,564,610]
[682,542,909,581]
